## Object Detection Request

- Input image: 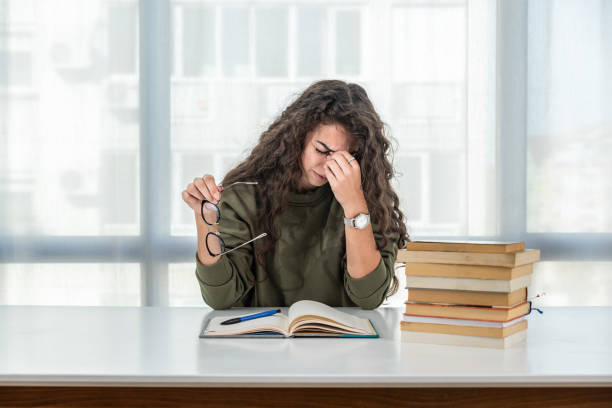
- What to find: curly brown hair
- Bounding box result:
[222,79,409,297]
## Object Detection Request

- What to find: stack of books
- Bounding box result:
[397,241,540,348]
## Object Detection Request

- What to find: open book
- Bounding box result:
[200,300,378,338]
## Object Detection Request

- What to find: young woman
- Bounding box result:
[182,80,408,310]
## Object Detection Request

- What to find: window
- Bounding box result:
[1,0,141,304]
[222,7,249,77]
[527,0,612,233]
[334,9,361,76]
[297,6,326,77]
[255,7,288,77]
[1,0,609,307]
[180,5,216,77]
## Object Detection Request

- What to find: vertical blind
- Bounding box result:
[0,0,610,307]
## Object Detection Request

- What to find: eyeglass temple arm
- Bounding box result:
[217,232,268,257]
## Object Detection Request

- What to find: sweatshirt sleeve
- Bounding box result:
[195,188,258,309]
[343,228,399,310]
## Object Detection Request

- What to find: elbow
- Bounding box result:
[196,265,245,310]
[357,296,385,310]
[201,292,235,310]
[204,299,231,310]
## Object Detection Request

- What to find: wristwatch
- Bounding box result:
[343,213,371,229]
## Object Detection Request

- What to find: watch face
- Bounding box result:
[354,214,368,229]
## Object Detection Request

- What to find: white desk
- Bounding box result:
[1,306,611,407]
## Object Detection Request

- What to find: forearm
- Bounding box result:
[343,200,381,279]
[343,207,398,309]
[194,210,254,309]
[195,211,221,266]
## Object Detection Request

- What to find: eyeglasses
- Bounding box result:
[201,181,267,257]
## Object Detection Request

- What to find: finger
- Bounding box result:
[324,163,338,186]
[186,183,205,201]
[194,176,219,203]
[182,190,200,209]
[192,178,211,201]
[325,159,344,180]
[335,151,357,168]
[202,175,222,201]
[327,152,353,175]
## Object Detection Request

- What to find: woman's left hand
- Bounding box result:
[324,151,368,217]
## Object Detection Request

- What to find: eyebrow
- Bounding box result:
[316,141,336,152]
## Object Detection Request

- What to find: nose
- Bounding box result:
[314,156,327,172]
[316,154,329,164]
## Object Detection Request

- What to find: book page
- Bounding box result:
[287,300,373,334]
[287,320,364,335]
[203,313,289,336]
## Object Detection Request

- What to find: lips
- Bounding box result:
[314,172,326,181]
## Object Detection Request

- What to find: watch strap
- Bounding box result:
[343,213,370,229]
[343,217,356,228]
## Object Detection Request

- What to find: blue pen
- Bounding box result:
[220,309,281,325]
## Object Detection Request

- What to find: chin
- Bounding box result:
[300,171,327,190]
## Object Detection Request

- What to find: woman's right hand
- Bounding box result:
[182,174,224,213]
[186,175,224,266]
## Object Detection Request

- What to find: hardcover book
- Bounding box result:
[404,240,525,253]
[404,263,533,280]
[406,287,528,307]
[404,301,531,322]
[405,274,531,293]
[401,330,527,349]
[400,317,528,338]
[397,249,540,268]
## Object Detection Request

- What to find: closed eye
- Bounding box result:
[315,148,331,155]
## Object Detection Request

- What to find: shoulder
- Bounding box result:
[218,182,258,218]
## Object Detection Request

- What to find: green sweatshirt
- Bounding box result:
[195,183,399,310]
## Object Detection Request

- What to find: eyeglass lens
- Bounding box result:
[206,233,225,257]
[202,201,220,225]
